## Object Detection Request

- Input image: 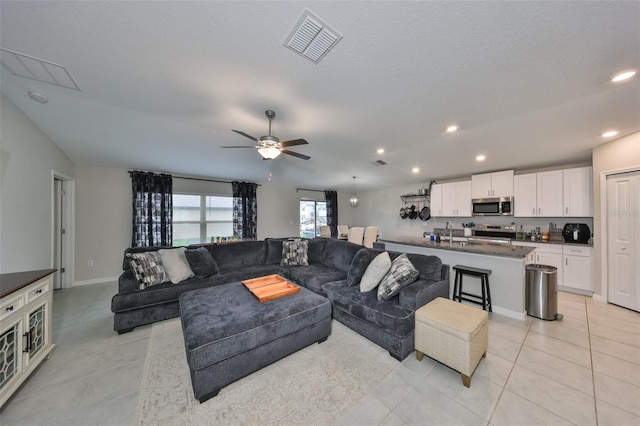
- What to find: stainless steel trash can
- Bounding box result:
[526,264,562,321]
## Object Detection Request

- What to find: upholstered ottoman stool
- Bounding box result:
[179,281,332,402]
[414,297,488,387]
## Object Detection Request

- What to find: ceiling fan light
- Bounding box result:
[258,146,281,159]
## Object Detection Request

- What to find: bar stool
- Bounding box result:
[452,265,492,312]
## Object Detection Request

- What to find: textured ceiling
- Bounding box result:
[1,1,638,191]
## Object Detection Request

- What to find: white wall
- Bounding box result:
[0,94,75,273]
[592,131,640,297]
[73,167,355,282]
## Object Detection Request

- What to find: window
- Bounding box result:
[299,200,327,238]
[173,194,233,246]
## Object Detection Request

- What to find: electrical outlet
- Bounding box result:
[88,260,94,267]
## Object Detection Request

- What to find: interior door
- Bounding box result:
[607,170,640,311]
[53,179,63,289]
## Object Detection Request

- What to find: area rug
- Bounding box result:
[136,318,399,425]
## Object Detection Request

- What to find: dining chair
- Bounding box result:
[338,225,349,240]
[320,225,331,238]
[347,227,365,245]
[363,226,378,248]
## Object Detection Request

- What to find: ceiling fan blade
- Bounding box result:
[221,145,260,148]
[232,129,259,142]
[279,138,308,147]
[281,149,310,160]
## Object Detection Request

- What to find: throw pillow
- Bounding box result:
[158,247,195,284]
[377,253,419,300]
[347,248,371,287]
[359,251,391,292]
[128,252,168,289]
[185,247,220,278]
[280,240,309,266]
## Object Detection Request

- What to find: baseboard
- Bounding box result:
[73,276,119,287]
[491,305,526,321]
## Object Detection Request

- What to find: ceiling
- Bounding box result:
[1,1,638,191]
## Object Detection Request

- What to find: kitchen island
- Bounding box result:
[380,237,535,320]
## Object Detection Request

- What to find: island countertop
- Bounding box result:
[379,236,534,259]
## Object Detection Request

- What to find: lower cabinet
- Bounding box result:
[0,273,55,407]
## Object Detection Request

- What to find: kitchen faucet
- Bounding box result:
[446,221,453,246]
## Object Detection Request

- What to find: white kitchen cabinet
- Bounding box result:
[471,170,514,198]
[563,166,593,217]
[0,270,55,407]
[430,183,443,216]
[514,171,563,217]
[514,174,537,217]
[440,181,471,217]
[562,245,593,292]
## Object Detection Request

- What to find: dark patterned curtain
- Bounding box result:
[130,171,172,247]
[232,181,258,240]
[325,190,338,238]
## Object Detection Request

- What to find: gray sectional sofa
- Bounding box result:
[112,237,449,360]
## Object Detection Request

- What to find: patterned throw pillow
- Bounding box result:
[158,247,194,284]
[280,240,309,266]
[360,251,392,292]
[377,253,419,300]
[127,252,168,289]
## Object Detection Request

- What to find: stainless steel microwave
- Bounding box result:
[472,197,514,216]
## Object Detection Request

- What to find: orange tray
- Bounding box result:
[242,274,300,303]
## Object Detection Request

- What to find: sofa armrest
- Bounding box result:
[398,278,450,312]
[118,269,141,294]
[441,264,450,282]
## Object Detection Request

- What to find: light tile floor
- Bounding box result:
[1,283,639,425]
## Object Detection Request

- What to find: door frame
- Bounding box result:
[51,171,75,289]
[598,166,640,304]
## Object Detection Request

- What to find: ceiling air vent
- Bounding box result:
[284,10,342,64]
[0,48,81,91]
[372,160,387,166]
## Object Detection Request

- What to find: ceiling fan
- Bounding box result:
[222,110,310,160]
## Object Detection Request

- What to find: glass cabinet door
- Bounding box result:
[28,304,46,358]
[0,323,20,390]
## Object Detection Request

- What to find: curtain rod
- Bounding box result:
[129,170,260,186]
[296,188,327,193]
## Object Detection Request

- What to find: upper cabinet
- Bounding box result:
[514,171,563,217]
[433,181,471,217]
[514,167,592,218]
[471,170,514,199]
[563,167,593,217]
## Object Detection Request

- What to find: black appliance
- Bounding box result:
[562,223,591,244]
[472,197,514,216]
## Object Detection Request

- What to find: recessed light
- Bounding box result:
[28,91,48,104]
[377,148,384,154]
[601,130,619,138]
[445,125,459,133]
[611,70,637,82]
[412,167,420,173]
[476,154,486,162]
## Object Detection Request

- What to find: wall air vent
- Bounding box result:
[284,10,342,64]
[372,160,387,166]
[0,47,81,91]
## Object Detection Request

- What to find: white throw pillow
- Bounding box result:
[158,247,194,284]
[359,251,391,292]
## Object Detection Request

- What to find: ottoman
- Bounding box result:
[414,297,488,387]
[179,281,332,403]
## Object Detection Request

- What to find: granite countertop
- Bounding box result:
[380,236,535,259]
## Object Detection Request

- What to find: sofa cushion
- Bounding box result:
[185,247,220,278]
[220,265,287,284]
[405,253,443,281]
[265,238,284,265]
[320,238,363,273]
[209,240,267,269]
[322,282,414,337]
[287,265,347,295]
[347,248,370,287]
[307,238,326,264]
[111,274,226,312]
[122,246,165,271]
[158,247,195,284]
[281,240,309,266]
[360,252,391,292]
[377,253,419,301]
[127,252,167,289]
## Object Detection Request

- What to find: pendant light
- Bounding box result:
[349,176,359,207]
